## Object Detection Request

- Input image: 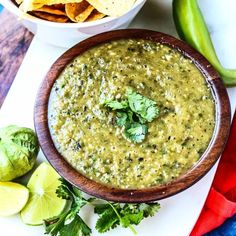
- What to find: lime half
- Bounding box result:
[21,162,67,225]
[0,182,29,216]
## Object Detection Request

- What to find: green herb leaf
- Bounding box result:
[137,203,161,217]
[94,202,160,234]
[44,212,91,236]
[127,88,159,122]
[116,112,129,127]
[102,88,159,143]
[103,100,129,110]
[120,211,143,227]
[124,123,148,143]
[44,212,68,236]
[94,204,120,233]
[55,178,72,200]
[45,180,161,236]
[59,214,91,236]
[44,179,93,236]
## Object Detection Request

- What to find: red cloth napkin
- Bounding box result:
[191,111,236,236]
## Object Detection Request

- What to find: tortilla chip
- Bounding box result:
[65,1,94,22]
[86,0,136,17]
[53,4,65,10]
[19,1,44,12]
[37,0,82,5]
[20,0,82,12]
[34,5,66,15]
[18,0,115,22]
[31,11,69,22]
[75,4,94,21]
[86,9,105,22]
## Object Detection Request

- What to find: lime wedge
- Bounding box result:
[21,162,67,225]
[0,182,29,216]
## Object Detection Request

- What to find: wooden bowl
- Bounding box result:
[34,29,231,203]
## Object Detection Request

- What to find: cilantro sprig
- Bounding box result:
[95,202,160,234]
[104,88,159,143]
[44,179,94,236]
[44,179,160,236]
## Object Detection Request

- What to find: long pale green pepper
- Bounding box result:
[173,0,236,86]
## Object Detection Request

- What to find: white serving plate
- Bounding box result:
[0,0,236,235]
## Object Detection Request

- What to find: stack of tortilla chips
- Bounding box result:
[16,0,136,23]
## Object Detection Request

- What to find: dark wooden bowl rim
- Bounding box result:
[34,29,231,203]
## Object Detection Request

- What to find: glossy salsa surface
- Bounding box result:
[48,39,215,189]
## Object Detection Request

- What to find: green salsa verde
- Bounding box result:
[48,39,215,189]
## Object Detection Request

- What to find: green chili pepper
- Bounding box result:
[173,0,236,86]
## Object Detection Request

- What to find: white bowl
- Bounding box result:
[2,0,146,47]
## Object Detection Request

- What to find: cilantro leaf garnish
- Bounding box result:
[103,88,159,143]
[124,122,148,143]
[44,180,161,236]
[94,203,120,233]
[116,112,129,126]
[137,203,161,217]
[103,100,129,110]
[127,88,159,122]
[44,178,94,236]
[95,202,161,234]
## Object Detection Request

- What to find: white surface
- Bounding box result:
[1,0,146,47]
[0,0,236,235]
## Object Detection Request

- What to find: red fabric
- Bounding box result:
[191,112,236,236]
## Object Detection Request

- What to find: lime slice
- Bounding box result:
[21,162,67,225]
[0,182,29,216]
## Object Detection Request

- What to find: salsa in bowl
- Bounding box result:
[34,29,230,202]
